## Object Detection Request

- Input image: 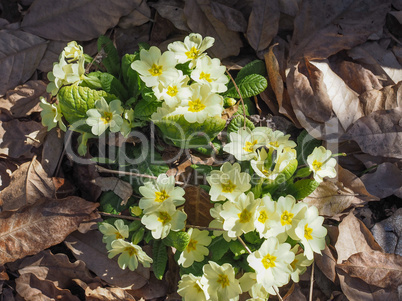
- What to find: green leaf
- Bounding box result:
[131,227,145,245]
[153,240,168,280]
[228,60,266,91]
[244,231,263,245]
[100,73,128,101]
[226,74,267,98]
[121,54,142,100]
[209,236,230,261]
[99,191,128,214]
[179,258,206,277]
[295,167,312,178]
[287,179,320,200]
[229,240,247,259]
[175,61,192,76]
[295,130,322,166]
[97,35,120,76]
[235,98,256,116]
[227,115,255,136]
[162,231,190,252]
[58,85,116,124]
[134,92,162,120]
[190,164,218,176]
[281,159,298,182]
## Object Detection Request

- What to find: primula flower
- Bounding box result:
[131,46,178,88]
[86,98,124,135]
[191,56,229,93]
[141,201,187,239]
[290,245,314,283]
[266,130,297,151]
[108,239,152,271]
[307,146,337,183]
[178,273,209,301]
[254,195,279,238]
[153,71,191,107]
[98,219,129,250]
[172,83,223,123]
[138,174,185,213]
[208,203,236,242]
[206,162,251,202]
[39,97,67,131]
[120,108,135,137]
[178,228,212,268]
[168,33,215,68]
[220,192,259,238]
[200,261,242,301]
[267,195,308,242]
[294,206,327,260]
[63,41,84,63]
[223,127,269,161]
[247,237,295,292]
[239,272,269,300]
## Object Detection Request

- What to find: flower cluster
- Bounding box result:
[131,33,228,125]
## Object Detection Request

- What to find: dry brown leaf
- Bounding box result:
[0,157,56,211]
[303,165,378,219]
[183,186,214,227]
[18,250,95,289]
[0,30,47,96]
[37,40,68,73]
[183,0,242,59]
[72,163,102,202]
[246,0,279,53]
[361,162,402,199]
[210,2,247,33]
[15,273,80,301]
[337,251,402,290]
[0,158,19,190]
[314,245,338,283]
[0,196,99,265]
[0,80,48,119]
[371,208,402,255]
[342,108,402,159]
[348,42,402,86]
[64,230,150,289]
[0,119,44,159]
[74,279,136,301]
[126,273,168,300]
[41,128,64,177]
[289,0,391,63]
[118,1,151,29]
[359,81,402,116]
[150,0,190,32]
[92,177,133,206]
[334,213,383,264]
[21,0,141,41]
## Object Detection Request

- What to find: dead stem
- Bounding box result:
[309,263,315,301]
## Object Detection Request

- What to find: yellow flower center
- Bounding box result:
[291,259,298,270]
[124,246,138,257]
[262,253,277,269]
[157,211,172,225]
[312,160,323,171]
[243,140,258,152]
[188,98,206,112]
[186,239,198,252]
[262,169,271,176]
[217,274,230,288]
[166,85,178,97]
[238,209,252,223]
[101,111,113,124]
[304,223,313,240]
[258,210,268,223]
[114,232,124,239]
[221,180,236,193]
[269,141,280,148]
[148,63,163,76]
[185,46,199,59]
[199,71,212,82]
[155,190,169,203]
[280,210,294,226]
[193,282,203,293]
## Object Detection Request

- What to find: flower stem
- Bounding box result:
[226,69,247,129]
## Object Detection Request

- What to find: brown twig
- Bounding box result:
[226,70,247,129]
[237,236,252,254]
[309,263,315,301]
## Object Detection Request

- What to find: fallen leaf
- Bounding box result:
[341,108,402,159]
[0,157,56,211]
[74,279,136,301]
[118,1,151,29]
[371,208,402,255]
[37,41,69,73]
[72,163,102,202]
[278,0,301,17]
[183,185,214,227]
[0,29,47,96]
[92,177,133,205]
[21,0,142,41]
[0,119,44,159]
[283,283,307,301]
[314,245,338,283]
[126,273,168,300]
[0,80,48,119]
[15,273,80,301]
[64,230,150,289]
[289,0,391,63]
[334,213,383,264]
[246,0,280,53]
[183,0,243,59]
[211,2,247,33]
[0,158,19,190]
[150,0,190,32]
[0,196,99,265]
[41,128,64,177]
[18,250,94,289]
[359,81,402,116]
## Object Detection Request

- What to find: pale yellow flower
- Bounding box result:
[178,273,209,301]
[178,228,212,267]
[98,219,129,250]
[307,146,337,183]
[108,239,152,271]
[191,56,229,93]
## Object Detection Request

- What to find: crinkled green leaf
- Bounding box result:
[134,93,162,121]
[100,73,128,101]
[227,115,255,136]
[131,227,145,245]
[99,191,131,214]
[121,53,142,100]
[209,236,230,261]
[288,179,320,200]
[228,60,266,90]
[155,115,226,148]
[58,85,116,123]
[162,231,190,252]
[281,159,298,182]
[97,35,120,77]
[226,74,267,98]
[229,240,247,259]
[179,257,206,277]
[175,61,192,76]
[153,239,168,280]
